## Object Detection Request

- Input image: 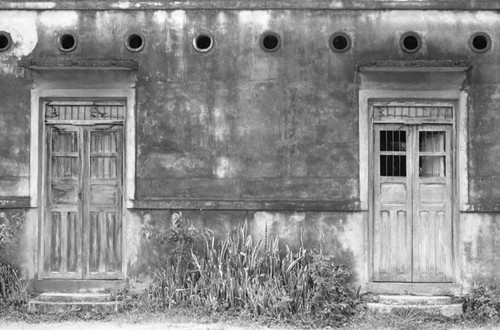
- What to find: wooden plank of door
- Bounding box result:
[106,212,115,271]
[51,211,61,272]
[412,125,453,282]
[60,211,68,274]
[81,127,92,278]
[99,212,107,274]
[67,212,77,272]
[89,212,99,272]
[43,127,53,276]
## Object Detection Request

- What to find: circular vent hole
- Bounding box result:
[58,34,77,52]
[470,33,491,53]
[260,32,281,52]
[330,33,351,52]
[193,34,213,52]
[400,32,421,53]
[0,32,11,51]
[126,34,145,52]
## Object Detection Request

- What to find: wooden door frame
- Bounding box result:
[372,122,454,282]
[33,89,135,280]
[369,103,456,283]
[40,105,125,280]
[359,89,468,286]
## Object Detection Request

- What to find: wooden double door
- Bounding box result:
[373,124,453,282]
[43,124,123,279]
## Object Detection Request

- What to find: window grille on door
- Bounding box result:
[45,102,125,121]
[380,130,407,177]
[373,105,453,121]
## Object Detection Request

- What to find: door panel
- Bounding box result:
[44,127,83,278]
[85,127,123,279]
[373,126,412,282]
[44,124,123,279]
[412,126,453,282]
[373,124,453,283]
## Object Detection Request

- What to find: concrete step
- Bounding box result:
[28,300,120,314]
[37,293,111,302]
[378,295,452,305]
[367,302,463,317]
[33,279,127,293]
[365,282,462,295]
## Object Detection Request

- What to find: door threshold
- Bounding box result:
[365,282,462,296]
[33,279,128,293]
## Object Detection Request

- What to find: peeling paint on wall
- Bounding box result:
[39,11,79,28]
[238,10,270,29]
[0,11,37,77]
[462,213,500,286]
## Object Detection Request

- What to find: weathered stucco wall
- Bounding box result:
[0,11,34,196]
[462,213,500,287]
[1,7,500,287]
[125,210,367,286]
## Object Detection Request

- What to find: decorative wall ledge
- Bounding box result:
[0,0,498,10]
[463,204,500,213]
[18,59,138,71]
[357,60,472,72]
[130,199,362,211]
[0,197,31,209]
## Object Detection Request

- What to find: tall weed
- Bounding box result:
[0,212,27,306]
[141,213,362,327]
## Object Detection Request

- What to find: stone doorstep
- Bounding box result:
[33,279,127,293]
[378,295,452,305]
[37,292,111,302]
[27,300,121,314]
[28,292,120,314]
[367,302,463,317]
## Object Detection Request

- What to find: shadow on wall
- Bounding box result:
[127,210,173,286]
[128,210,357,284]
[249,211,357,283]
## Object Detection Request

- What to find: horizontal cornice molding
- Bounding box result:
[130,198,362,211]
[18,58,138,71]
[0,197,31,209]
[0,0,499,11]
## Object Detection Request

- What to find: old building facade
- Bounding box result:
[0,0,499,294]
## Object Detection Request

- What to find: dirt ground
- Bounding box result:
[0,321,270,330]
[3,321,500,330]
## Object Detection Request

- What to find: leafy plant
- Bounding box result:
[0,262,27,305]
[463,282,500,322]
[0,211,24,261]
[0,211,27,306]
[141,213,362,327]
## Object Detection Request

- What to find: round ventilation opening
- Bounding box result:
[260,32,281,52]
[400,32,421,53]
[470,33,491,53]
[329,32,351,53]
[193,33,213,53]
[58,33,77,52]
[0,32,12,51]
[126,33,145,52]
